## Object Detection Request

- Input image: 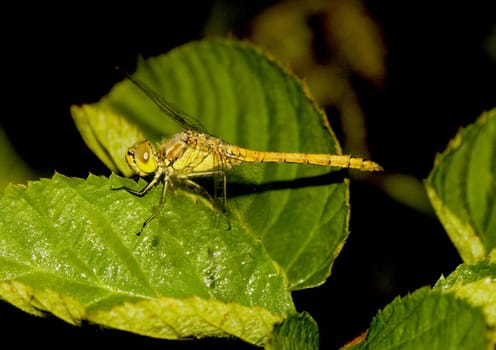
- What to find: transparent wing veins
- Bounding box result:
[117,68,208,133]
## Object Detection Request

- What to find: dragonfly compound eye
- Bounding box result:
[126,140,158,176]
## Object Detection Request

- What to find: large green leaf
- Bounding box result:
[0,173,291,345]
[425,108,496,263]
[72,39,350,290]
[0,39,359,346]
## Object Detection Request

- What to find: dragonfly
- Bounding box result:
[116,71,383,235]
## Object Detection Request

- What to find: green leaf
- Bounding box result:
[0,173,292,346]
[72,38,350,290]
[434,260,496,343]
[265,312,319,350]
[425,108,496,263]
[0,39,355,346]
[434,260,496,289]
[347,287,490,350]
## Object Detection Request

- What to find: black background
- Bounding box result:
[1,2,495,349]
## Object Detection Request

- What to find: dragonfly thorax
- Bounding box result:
[159,131,229,174]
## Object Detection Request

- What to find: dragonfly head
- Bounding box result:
[126,140,159,177]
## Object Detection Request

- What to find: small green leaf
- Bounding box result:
[0,127,34,190]
[434,260,496,289]
[434,260,496,343]
[72,39,350,290]
[425,108,496,263]
[380,173,433,216]
[347,287,490,350]
[0,173,292,345]
[265,312,319,350]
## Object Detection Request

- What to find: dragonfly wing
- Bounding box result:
[120,69,209,133]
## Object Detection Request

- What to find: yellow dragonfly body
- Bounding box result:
[118,72,382,234]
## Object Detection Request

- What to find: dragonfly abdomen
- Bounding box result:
[224,145,383,171]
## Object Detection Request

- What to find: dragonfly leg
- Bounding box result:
[136,176,171,236]
[112,168,163,196]
[213,171,230,230]
[183,173,231,230]
[112,168,166,235]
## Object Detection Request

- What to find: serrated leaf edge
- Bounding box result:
[0,279,283,346]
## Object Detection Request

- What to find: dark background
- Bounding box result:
[1,2,495,349]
